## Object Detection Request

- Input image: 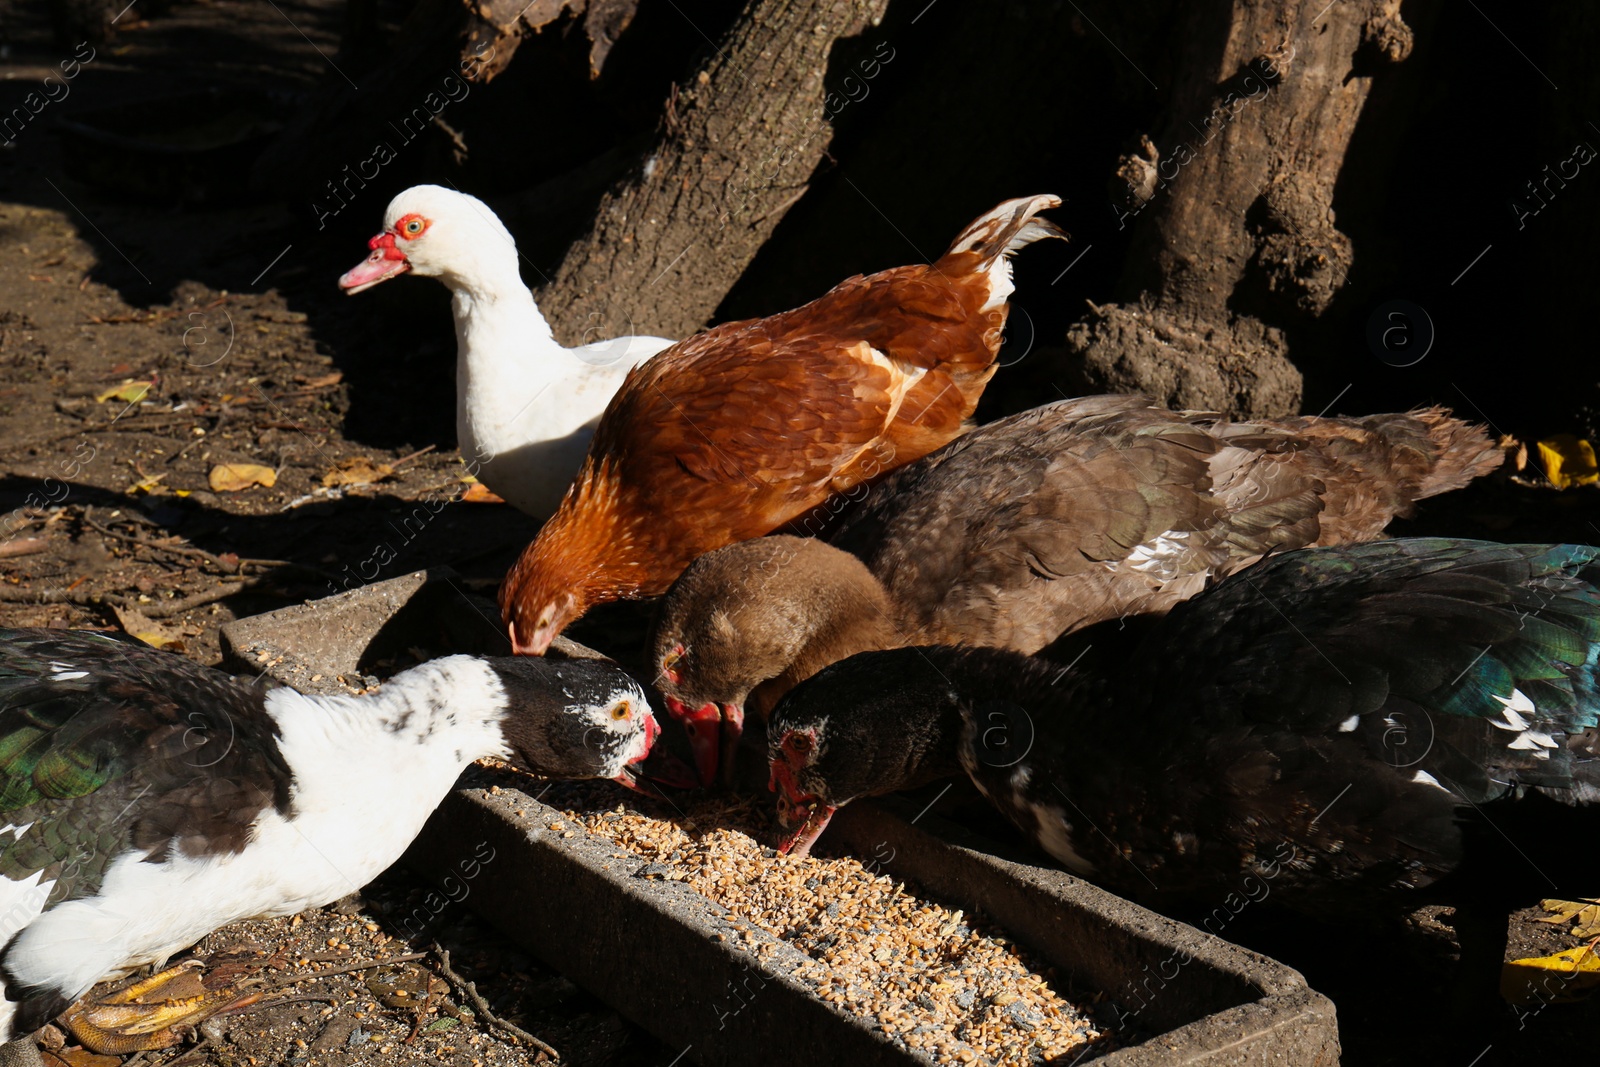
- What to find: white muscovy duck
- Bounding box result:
[338,185,674,517]
[0,627,658,1059]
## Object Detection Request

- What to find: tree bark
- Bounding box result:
[536,0,893,345]
[1064,0,1416,417]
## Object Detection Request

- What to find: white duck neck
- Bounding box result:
[448,266,572,467]
[272,657,508,756]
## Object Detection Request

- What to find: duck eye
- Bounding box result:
[610,702,631,721]
[785,732,813,755]
[403,217,425,236]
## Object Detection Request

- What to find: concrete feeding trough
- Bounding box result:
[222,570,1341,1065]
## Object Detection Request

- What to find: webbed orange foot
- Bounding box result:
[59,960,261,1054]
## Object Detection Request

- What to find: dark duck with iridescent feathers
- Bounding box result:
[767,539,1600,914]
[0,629,657,1055]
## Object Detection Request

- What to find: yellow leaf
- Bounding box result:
[1539,897,1600,939]
[128,473,166,495]
[110,605,187,651]
[461,483,507,504]
[321,456,394,488]
[1501,943,1600,1004]
[1536,434,1600,489]
[95,380,152,404]
[208,463,277,492]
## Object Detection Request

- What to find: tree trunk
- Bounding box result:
[536,0,893,345]
[1064,0,1417,416]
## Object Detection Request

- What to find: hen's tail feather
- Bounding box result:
[939,195,1066,266]
[1400,406,1509,499]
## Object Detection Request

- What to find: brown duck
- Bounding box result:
[651,394,1506,785]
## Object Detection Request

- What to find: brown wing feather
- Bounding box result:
[832,399,1497,656]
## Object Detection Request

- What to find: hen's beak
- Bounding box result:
[509,620,558,657]
[339,233,410,294]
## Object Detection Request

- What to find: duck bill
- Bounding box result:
[716,702,745,788]
[611,761,651,794]
[778,803,837,858]
[665,696,725,787]
[768,754,834,856]
[339,242,410,294]
[643,751,702,790]
[610,717,658,793]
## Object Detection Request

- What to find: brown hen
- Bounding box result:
[500,195,1065,653]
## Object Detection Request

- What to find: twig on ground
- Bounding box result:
[390,444,438,470]
[404,968,437,1045]
[428,942,559,1061]
[0,576,279,617]
[272,951,430,987]
[83,509,343,583]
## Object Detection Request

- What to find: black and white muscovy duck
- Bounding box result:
[654,396,1504,785]
[338,185,674,517]
[0,628,657,1056]
[766,539,1599,918]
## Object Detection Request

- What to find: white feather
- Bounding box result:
[1030,803,1097,876]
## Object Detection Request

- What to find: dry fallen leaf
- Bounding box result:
[1501,943,1600,1005]
[111,605,187,652]
[43,1048,121,1067]
[1536,434,1599,489]
[127,473,167,496]
[321,456,394,488]
[302,371,343,388]
[1538,897,1600,939]
[461,482,507,504]
[209,463,277,492]
[94,380,152,404]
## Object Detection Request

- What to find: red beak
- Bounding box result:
[610,712,659,794]
[339,232,410,294]
[665,696,724,787]
[768,753,834,857]
[778,804,838,858]
[716,702,745,788]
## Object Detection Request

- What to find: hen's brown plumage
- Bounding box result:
[500,195,1065,652]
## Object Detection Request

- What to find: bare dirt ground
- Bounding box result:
[0,3,669,1064]
[1,2,1598,1065]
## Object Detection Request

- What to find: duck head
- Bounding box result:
[340,185,519,295]
[766,646,973,856]
[652,536,899,787]
[487,656,659,792]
